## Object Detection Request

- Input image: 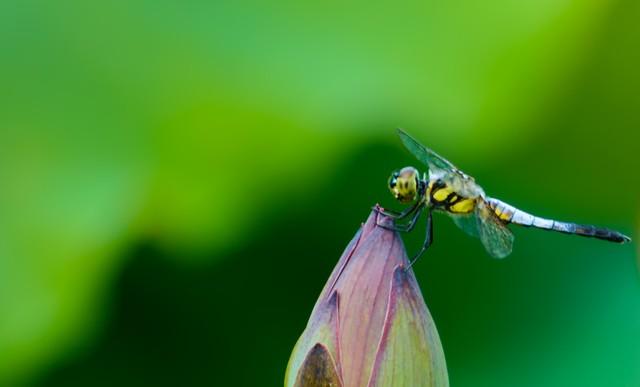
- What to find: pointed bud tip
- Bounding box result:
[369,204,395,229]
[287,208,447,387]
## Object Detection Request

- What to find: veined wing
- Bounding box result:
[397,128,457,173]
[397,128,483,198]
[448,209,511,258]
[475,200,514,259]
[450,213,480,238]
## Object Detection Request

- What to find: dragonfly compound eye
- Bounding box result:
[388,170,400,189]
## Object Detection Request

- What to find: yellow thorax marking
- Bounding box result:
[450,198,475,213]
[431,182,476,214]
[432,186,453,202]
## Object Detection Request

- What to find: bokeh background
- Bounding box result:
[1,1,639,386]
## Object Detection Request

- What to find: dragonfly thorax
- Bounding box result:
[388,166,424,203]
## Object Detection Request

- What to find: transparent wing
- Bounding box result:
[397,128,457,173]
[475,200,514,259]
[450,213,480,238]
[397,129,483,197]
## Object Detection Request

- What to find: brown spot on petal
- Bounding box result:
[294,343,342,387]
[285,291,342,386]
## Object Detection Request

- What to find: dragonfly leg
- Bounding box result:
[374,199,422,220]
[407,209,433,269]
[377,204,424,232]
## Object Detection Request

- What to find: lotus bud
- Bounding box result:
[285,207,448,387]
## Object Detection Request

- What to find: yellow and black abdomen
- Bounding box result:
[429,181,476,214]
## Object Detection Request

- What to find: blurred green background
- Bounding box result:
[1,0,639,386]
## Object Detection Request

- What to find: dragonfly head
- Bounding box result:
[389,166,420,203]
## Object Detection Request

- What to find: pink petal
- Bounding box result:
[368,266,448,387]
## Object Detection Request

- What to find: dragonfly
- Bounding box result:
[378,129,631,266]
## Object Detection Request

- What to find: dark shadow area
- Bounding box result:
[36,136,418,387]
